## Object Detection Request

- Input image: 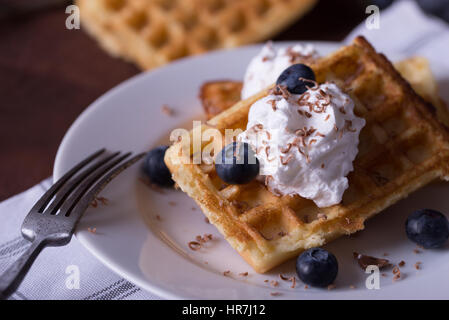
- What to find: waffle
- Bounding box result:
[76,0,317,70]
[165,36,449,273]
[395,57,449,127]
[201,57,449,122]
[200,80,243,119]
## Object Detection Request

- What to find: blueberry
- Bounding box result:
[405,209,449,249]
[276,64,316,94]
[296,248,338,287]
[369,0,395,10]
[416,0,449,15]
[215,142,259,184]
[143,146,174,187]
[416,0,449,22]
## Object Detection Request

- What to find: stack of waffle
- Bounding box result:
[165,37,449,273]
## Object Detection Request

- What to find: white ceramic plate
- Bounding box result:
[54,41,449,299]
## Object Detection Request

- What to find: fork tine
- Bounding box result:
[54,152,131,216]
[63,152,146,221]
[44,151,121,215]
[31,149,106,213]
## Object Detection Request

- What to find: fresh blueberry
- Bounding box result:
[215,142,259,184]
[296,248,338,287]
[369,0,395,10]
[143,146,174,187]
[416,0,449,22]
[405,209,449,249]
[276,64,316,94]
[416,0,449,15]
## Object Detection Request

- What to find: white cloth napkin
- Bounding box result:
[1,0,448,300]
[0,179,158,300]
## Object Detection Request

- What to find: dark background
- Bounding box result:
[0,0,367,200]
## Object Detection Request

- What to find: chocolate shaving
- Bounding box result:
[161,104,174,116]
[188,241,201,251]
[327,284,336,290]
[308,139,317,147]
[345,120,357,132]
[265,131,271,140]
[279,274,289,281]
[392,266,401,282]
[290,277,296,288]
[299,77,318,88]
[87,227,97,234]
[280,143,292,153]
[268,99,277,111]
[280,154,293,165]
[353,252,391,270]
[269,85,290,100]
[265,146,271,158]
[286,46,314,64]
[297,92,310,104]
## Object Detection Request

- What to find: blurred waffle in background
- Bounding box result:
[76,0,318,70]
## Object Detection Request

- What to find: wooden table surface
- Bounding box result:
[0,0,366,201]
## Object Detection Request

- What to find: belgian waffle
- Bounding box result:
[165,37,449,273]
[395,57,449,127]
[201,57,449,123]
[77,0,317,70]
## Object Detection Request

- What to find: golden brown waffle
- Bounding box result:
[165,36,449,273]
[395,57,449,127]
[200,80,242,119]
[200,57,449,122]
[77,0,317,70]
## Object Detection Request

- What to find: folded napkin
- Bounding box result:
[1,0,448,300]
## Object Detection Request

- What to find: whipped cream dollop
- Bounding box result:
[238,83,366,207]
[241,42,320,99]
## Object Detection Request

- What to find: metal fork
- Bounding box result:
[0,149,145,300]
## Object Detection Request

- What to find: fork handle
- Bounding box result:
[0,238,47,300]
